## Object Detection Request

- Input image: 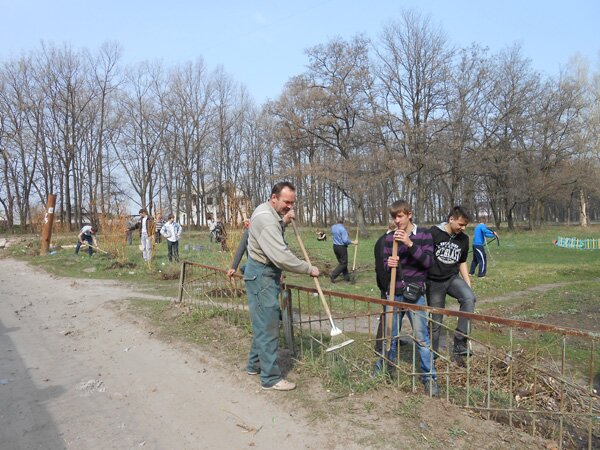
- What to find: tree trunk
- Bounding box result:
[579,188,589,227]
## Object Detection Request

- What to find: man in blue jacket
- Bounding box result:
[330,218,357,283]
[469,217,498,278]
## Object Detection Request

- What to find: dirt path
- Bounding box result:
[476,282,571,304]
[0,258,345,450]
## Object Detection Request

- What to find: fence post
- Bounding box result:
[281,287,295,353]
[177,261,186,303]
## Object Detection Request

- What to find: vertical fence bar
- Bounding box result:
[296,288,305,358]
[353,298,357,333]
[486,321,492,420]
[281,288,294,352]
[559,335,566,450]
[411,311,416,392]
[509,327,514,428]
[177,261,186,303]
[587,338,595,450]
[533,332,538,437]
[466,323,471,408]
[445,327,450,402]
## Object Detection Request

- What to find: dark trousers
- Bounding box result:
[331,244,349,281]
[75,235,93,256]
[426,276,476,354]
[167,240,179,262]
[469,244,487,277]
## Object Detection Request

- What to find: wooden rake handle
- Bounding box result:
[290,219,335,327]
[385,240,398,352]
[351,226,359,271]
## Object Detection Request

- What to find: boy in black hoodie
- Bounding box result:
[427,206,476,359]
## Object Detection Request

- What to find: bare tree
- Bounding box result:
[112,62,167,213]
[374,10,454,221]
[0,56,41,228]
[278,35,375,234]
[163,59,214,226]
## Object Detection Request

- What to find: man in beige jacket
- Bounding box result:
[244,181,319,391]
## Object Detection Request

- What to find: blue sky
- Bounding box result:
[1,0,599,104]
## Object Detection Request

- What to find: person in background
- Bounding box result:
[138,208,154,262]
[160,213,182,262]
[244,181,319,391]
[125,215,138,245]
[227,219,251,277]
[75,225,98,256]
[154,213,165,244]
[330,218,357,283]
[469,216,498,278]
[208,216,217,242]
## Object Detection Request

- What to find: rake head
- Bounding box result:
[325,339,355,353]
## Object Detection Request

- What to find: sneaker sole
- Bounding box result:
[261,383,296,391]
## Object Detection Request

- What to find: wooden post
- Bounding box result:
[40,194,57,256]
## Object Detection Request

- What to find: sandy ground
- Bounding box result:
[0,258,344,450]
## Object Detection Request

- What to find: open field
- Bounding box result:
[4,224,600,333]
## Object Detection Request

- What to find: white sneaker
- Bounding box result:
[262,379,296,391]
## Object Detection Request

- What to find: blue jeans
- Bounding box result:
[75,234,93,256]
[426,276,475,354]
[167,240,179,262]
[244,257,283,388]
[386,294,436,383]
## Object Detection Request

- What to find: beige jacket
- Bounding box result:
[247,201,311,274]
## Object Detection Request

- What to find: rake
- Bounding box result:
[290,219,354,352]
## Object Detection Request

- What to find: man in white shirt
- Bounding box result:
[138,208,154,262]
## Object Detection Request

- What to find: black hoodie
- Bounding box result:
[427,223,470,282]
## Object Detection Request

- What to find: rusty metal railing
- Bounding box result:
[178,261,600,449]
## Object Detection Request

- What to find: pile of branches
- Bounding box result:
[439,347,599,448]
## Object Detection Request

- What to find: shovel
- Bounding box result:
[290,219,354,352]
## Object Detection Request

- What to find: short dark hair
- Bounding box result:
[139,208,148,215]
[167,213,175,220]
[91,226,98,233]
[389,200,412,219]
[271,181,296,197]
[337,217,344,224]
[447,206,470,222]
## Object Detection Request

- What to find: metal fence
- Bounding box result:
[178,261,599,449]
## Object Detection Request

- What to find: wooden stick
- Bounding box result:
[385,240,398,352]
[351,225,359,271]
[290,219,337,330]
